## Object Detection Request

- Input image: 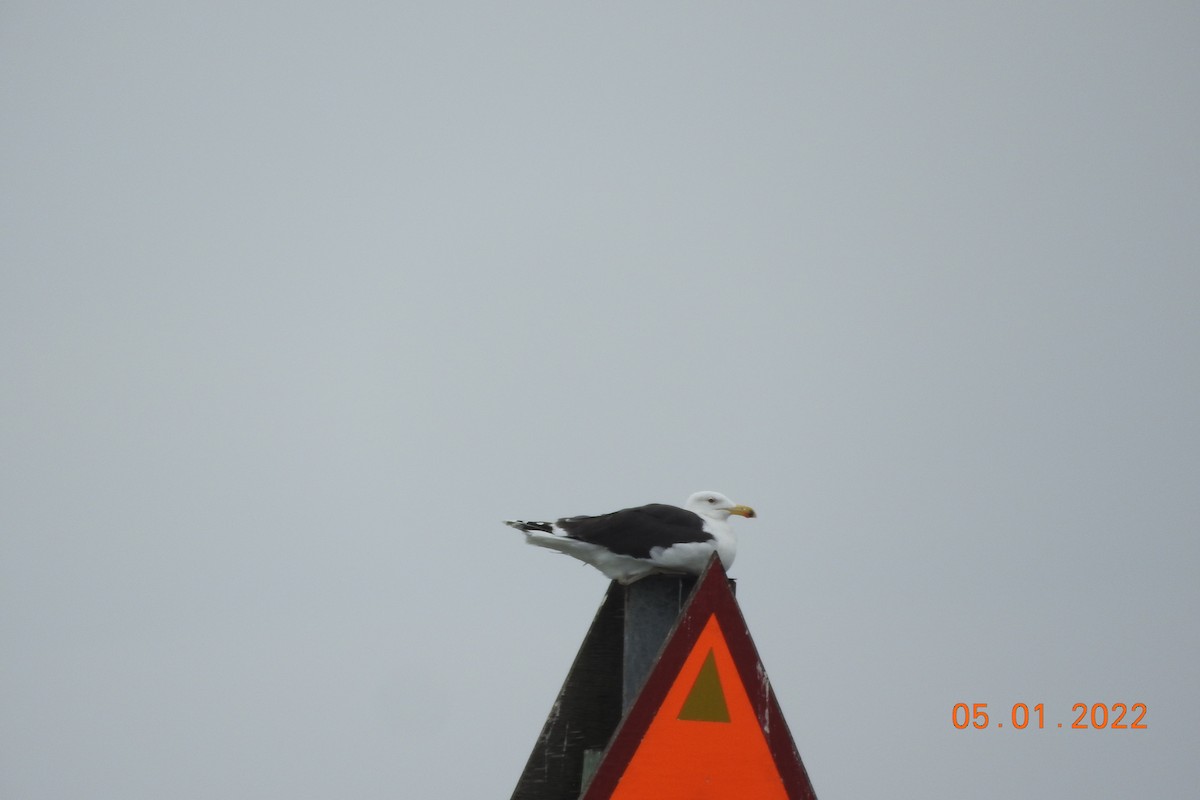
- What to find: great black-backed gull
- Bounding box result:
[504,491,756,584]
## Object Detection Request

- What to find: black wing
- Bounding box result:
[556,503,711,559]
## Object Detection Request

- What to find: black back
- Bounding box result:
[556,504,711,560]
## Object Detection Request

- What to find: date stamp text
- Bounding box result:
[952,702,1147,730]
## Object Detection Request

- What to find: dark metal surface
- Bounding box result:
[621,575,695,713]
[509,584,625,800]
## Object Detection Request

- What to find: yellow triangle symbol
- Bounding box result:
[676,648,730,722]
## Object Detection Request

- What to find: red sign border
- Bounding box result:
[581,555,818,799]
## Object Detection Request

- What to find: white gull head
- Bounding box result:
[683,491,757,522]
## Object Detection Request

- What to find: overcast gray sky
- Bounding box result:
[3,3,1198,798]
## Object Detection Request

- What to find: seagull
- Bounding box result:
[505,491,756,584]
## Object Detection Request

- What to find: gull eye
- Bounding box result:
[707,497,716,503]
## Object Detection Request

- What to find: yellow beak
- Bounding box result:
[729,505,756,519]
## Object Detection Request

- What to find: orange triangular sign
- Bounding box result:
[607,614,789,798]
[580,556,816,800]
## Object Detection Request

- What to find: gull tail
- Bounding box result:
[505,519,592,558]
[504,520,554,534]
